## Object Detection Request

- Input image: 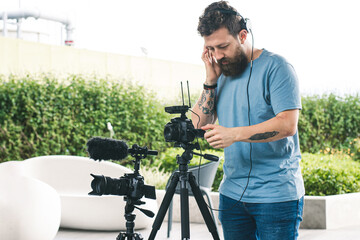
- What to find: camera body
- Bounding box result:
[89,173,156,200]
[164,105,205,143]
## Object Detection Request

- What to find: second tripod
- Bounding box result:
[148,142,220,240]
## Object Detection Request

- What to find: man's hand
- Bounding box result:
[201,47,222,85]
[202,124,236,149]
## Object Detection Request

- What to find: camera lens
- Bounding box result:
[89,174,128,196]
[89,174,107,195]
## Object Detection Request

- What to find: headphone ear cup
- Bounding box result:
[244,18,252,32]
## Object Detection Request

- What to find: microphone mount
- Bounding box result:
[128,144,158,174]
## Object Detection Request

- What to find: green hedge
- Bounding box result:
[2,75,359,162]
[0,74,170,163]
[301,153,360,196]
[299,94,360,155]
[157,149,360,195]
[1,74,360,196]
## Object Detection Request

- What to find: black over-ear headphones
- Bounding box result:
[204,8,252,32]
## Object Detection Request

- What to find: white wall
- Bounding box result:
[0,36,205,101]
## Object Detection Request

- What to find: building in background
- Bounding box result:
[0,36,204,101]
[0,8,73,46]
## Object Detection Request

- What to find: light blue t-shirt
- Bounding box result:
[216,49,305,203]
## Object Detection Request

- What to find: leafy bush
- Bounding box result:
[2,74,360,196]
[0,74,170,163]
[347,137,360,161]
[152,149,360,195]
[299,94,360,154]
[301,153,360,196]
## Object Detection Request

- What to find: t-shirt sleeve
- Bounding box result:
[269,62,302,115]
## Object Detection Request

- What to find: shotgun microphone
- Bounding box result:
[86,137,157,161]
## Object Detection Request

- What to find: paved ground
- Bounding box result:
[55,222,360,240]
[299,225,360,240]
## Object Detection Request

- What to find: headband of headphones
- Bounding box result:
[204,7,250,32]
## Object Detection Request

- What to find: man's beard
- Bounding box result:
[218,47,248,76]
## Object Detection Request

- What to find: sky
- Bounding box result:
[1,0,360,95]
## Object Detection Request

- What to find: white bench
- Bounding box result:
[0,155,158,235]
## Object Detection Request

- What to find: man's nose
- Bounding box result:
[213,49,225,62]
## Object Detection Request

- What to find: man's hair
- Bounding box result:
[197,1,243,37]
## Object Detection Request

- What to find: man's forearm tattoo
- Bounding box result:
[198,91,207,106]
[249,131,279,141]
[198,89,216,115]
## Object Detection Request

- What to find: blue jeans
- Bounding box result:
[218,194,304,240]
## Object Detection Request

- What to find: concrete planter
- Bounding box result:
[301,193,360,229]
[155,190,360,229]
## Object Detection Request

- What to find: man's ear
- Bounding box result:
[238,30,248,44]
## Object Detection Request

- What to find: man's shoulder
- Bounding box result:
[261,49,289,65]
[259,49,296,76]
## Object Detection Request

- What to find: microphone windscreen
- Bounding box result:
[87,137,128,161]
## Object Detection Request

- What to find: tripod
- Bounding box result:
[116,149,157,240]
[148,142,220,240]
[116,198,144,240]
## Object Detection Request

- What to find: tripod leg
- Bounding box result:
[134,233,143,240]
[116,232,143,240]
[180,175,190,240]
[188,173,220,240]
[148,173,179,240]
[116,232,126,240]
[203,190,219,231]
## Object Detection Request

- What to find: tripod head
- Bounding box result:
[174,142,219,167]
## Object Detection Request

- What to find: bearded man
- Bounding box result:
[191,1,305,240]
